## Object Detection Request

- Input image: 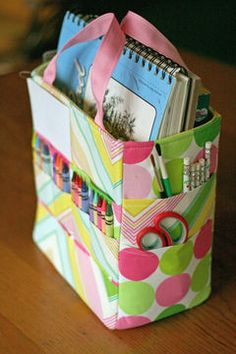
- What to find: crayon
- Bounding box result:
[35,135,41,167]
[93,191,98,226]
[55,154,61,187]
[41,143,52,176]
[77,175,83,209]
[71,172,78,205]
[89,189,94,223]
[183,157,191,192]
[81,181,89,213]
[97,196,103,231]
[58,157,64,190]
[199,158,205,184]
[101,199,107,234]
[205,141,212,180]
[105,203,114,238]
[62,162,70,193]
[52,153,57,183]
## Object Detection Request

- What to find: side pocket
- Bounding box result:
[116,218,213,330]
[121,173,216,247]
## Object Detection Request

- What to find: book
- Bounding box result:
[55,11,201,141]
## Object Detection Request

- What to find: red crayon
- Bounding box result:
[97,196,103,231]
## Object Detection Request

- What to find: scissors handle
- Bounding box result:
[154,211,189,245]
[137,226,172,251]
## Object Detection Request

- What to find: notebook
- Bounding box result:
[55,11,201,141]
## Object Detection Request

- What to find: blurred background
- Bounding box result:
[0,0,235,75]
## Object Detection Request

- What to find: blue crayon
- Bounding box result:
[62,163,70,193]
[81,181,89,213]
[52,153,57,183]
[89,189,94,223]
[42,143,52,176]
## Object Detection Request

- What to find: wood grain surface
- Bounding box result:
[0,53,235,354]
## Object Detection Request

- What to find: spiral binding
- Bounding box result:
[123,36,187,84]
[65,12,187,84]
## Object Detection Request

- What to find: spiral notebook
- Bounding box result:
[55,11,201,141]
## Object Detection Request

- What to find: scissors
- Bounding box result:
[137,211,189,251]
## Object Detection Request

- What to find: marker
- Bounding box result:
[101,199,107,234]
[52,153,57,183]
[81,181,89,213]
[195,162,200,188]
[71,172,78,205]
[97,196,103,231]
[183,157,191,192]
[93,191,98,226]
[199,158,205,184]
[205,141,212,180]
[105,203,114,237]
[155,144,172,197]
[62,162,70,193]
[150,154,165,197]
[35,135,41,167]
[42,143,52,177]
[190,163,196,190]
[89,189,94,223]
[77,175,83,209]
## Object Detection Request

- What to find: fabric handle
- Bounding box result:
[43,13,125,129]
[121,11,186,68]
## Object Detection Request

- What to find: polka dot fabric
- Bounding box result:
[117,220,213,329]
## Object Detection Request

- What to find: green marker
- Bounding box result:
[105,203,114,238]
[155,143,172,197]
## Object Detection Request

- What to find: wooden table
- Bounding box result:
[0,53,235,354]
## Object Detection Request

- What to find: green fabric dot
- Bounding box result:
[189,286,211,308]
[194,116,221,147]
[160,134,193,160]
[152,177,161,198]
[156,304,186,321]
[160,241,193,275]
[191,255,211,292]
[166,159,183,195]
[119,281,155,315]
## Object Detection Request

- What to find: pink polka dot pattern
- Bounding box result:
[194,219,212,259]
[123,141,154,164]
[116,316,151,329]
[123,164,152,199]
[119,248,159,281]
[155,274,191,307]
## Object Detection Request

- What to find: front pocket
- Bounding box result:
[121,173,216,248]
[33,202,119,329]
[117,218,213,329]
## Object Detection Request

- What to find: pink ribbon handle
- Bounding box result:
[43,13,125,129]
[121,11,187,69]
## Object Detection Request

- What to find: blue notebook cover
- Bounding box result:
[56,12,176,141]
